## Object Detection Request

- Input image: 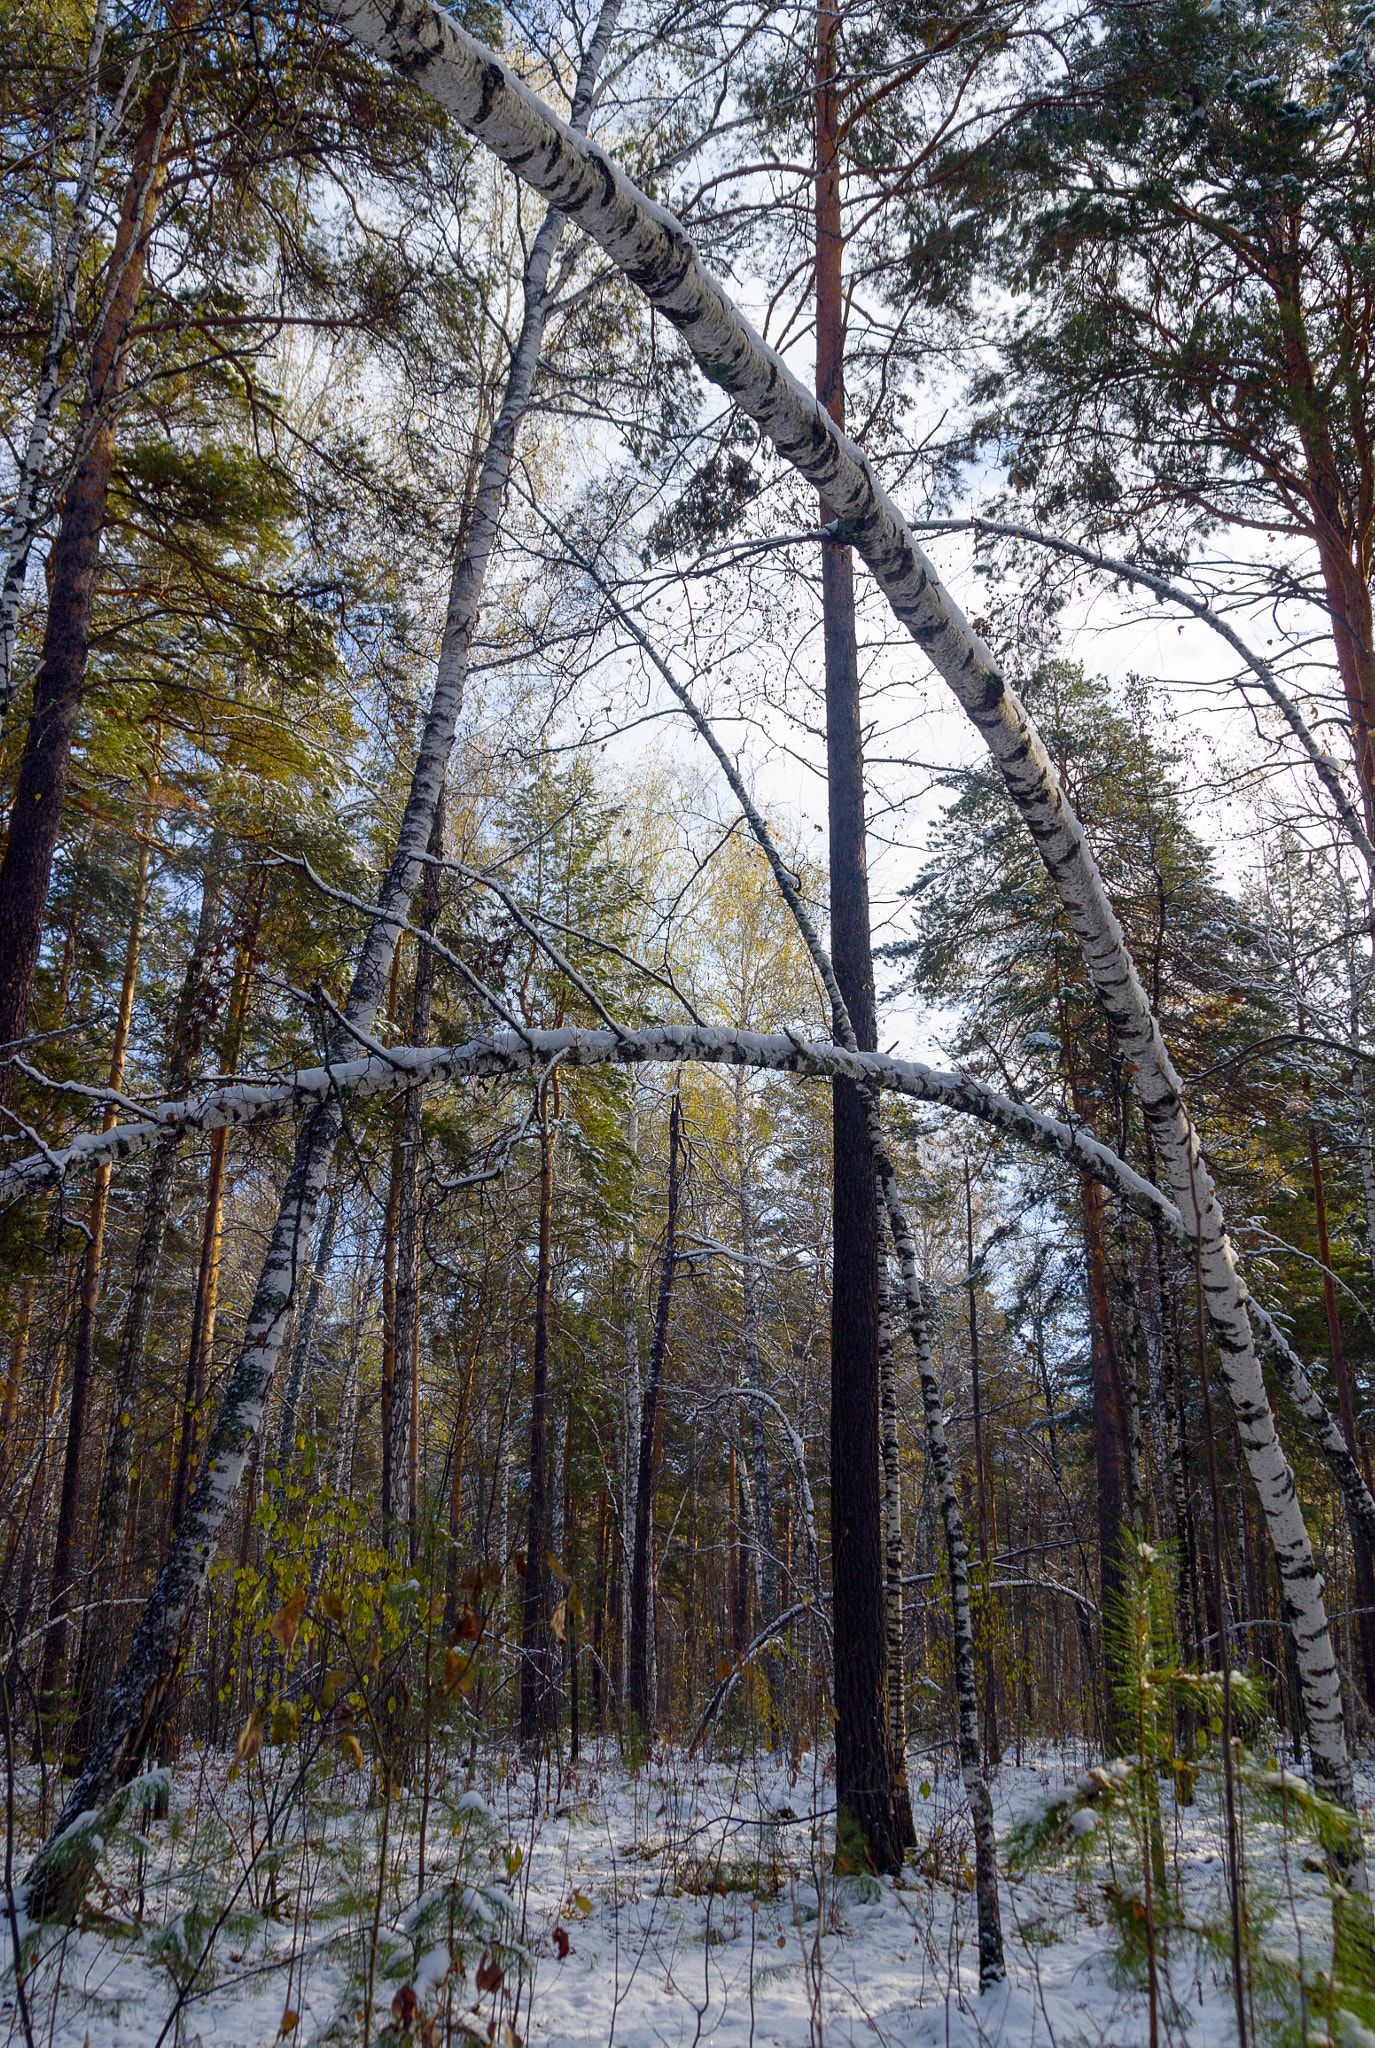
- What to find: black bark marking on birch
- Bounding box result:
[476,60,504,124]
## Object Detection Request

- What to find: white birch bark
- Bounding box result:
[23,0,625,1909]
[16,1014,1375,1560]
[0,1027,1179,1206]
[906,516,1375,874]
[275,1181,340,1481]
[314,0,1363,1863]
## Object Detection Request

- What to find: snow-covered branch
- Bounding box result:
[0,1024,1172,1215]
[316,0,1365,1845]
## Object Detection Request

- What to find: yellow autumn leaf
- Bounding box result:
[269,1590,307,1652]
[235,1708,266,1766]
[339,1732,365,1768]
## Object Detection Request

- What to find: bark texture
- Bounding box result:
[520,1089,559,1745]
[0,48,182,1064]
[629,1091,681,1735]
[314,0,1366,1863]
[877,1270,906,1780]
[32,829,150,1746]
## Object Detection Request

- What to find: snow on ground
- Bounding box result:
[2,1733,1366,2046]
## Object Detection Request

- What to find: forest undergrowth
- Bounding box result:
[2,1701,1366,2047]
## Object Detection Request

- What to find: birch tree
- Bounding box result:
[309,0,1373,1891]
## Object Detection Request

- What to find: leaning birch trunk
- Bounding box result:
[274,1182,340,1482]
[314,0,1365,1881]
[21,0,625,1915]
[392,797,445,1549]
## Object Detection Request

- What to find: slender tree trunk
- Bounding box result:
[1153,1221,1204,1665]
[965,1163,1001,1770]
[90,840,226,1565]
[592,1487,607,1726]
[565,1401,579,1757]
[877,1267,907,1787]
[380,1113,403,1542]
[619,1076,640,1705]
[520,1087,559,1745]
[1,1285,36,1457]
[814,0,903,1868]
[629,1091,680,1735]
[1309,1123,1375,1709]
[443,1269,486,1632]
[32,828,150,1745]
[1349,992,1375,1286]
[1083,1170,1131,1750]
[330,1261,376,1499]
[737,1095,781,1741]
[0,45,183,1071]
[728,1442,745,1663]
[395,795,444,1561]
[274,1184,340,1482]
[169,878,264,1537]
[880,1240,1002,1978]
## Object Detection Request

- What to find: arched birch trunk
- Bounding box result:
[314,0,1365,1881]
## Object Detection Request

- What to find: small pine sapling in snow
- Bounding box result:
[1009,1540,1375,2041]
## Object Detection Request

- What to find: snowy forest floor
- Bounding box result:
[2,1729,1365,2047]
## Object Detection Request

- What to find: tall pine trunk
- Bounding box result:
[0,42,183,1069]
[814,0,906,1871]
[32,828,150,1746]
